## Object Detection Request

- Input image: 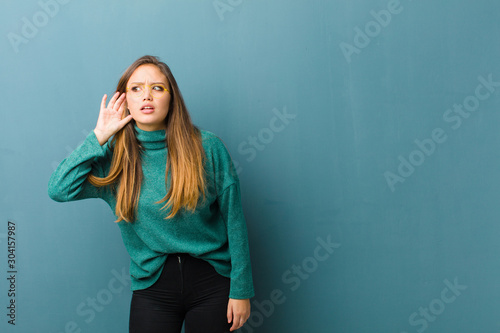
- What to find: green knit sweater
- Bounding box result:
[48,124,254,299]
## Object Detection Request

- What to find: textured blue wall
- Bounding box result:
[1,0,500,332]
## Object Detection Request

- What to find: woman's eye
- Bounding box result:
[152,85,165,92]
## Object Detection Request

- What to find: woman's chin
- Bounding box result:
[134,120,167,131]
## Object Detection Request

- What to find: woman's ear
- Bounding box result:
[123,106,131,117]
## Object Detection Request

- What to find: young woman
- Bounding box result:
[48,55,254,332]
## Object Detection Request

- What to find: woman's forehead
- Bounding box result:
[129,64,168,83]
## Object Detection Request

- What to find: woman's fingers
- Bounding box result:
[101,94,108,111]
[115,93,127,112]
[107,91,121,110]
[118,115,133,129]
[109,92,127,112]
[102,92,126,114]
[227,299,250,331]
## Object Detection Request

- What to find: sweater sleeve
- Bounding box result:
[199,131,255,298]
[217,182,255,299]
[48,130,112,202]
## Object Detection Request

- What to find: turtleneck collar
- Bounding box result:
[134,123,167,150]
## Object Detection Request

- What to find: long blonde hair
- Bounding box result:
[88,55,206,222]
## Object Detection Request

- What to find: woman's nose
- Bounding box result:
[143,86,153,100]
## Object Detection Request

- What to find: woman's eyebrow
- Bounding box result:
[129,81,167,85]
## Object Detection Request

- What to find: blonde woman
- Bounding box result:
[48,55,253,332]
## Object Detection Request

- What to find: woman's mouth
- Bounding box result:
[141,106,155,114]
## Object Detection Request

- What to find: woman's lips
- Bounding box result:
[141,107,155,114]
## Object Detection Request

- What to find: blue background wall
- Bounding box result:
[2,0,500,332]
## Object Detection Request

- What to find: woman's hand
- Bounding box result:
[227,298,251,331]
[93,92,133,145]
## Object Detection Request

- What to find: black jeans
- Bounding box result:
[129,253,232,333]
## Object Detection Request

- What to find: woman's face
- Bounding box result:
[126,64,171,131]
